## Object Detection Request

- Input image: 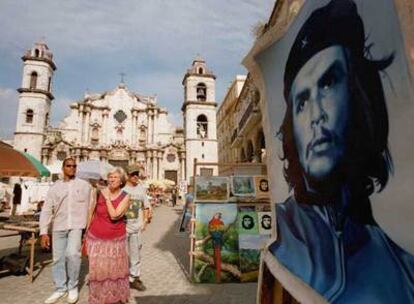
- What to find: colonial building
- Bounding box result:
[13,41,218,183]
[216,75,246,163]
[217,74,266,165]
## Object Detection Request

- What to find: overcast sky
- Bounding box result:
[0,0,275,139]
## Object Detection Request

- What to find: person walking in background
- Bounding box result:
[171,187,177,207]
[124,164,151,291]
[11,182,22,216]
[85,167,130,304]
[39,157,91,304]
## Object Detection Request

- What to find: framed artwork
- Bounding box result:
[254,176,270,199]
[239,234,270,282]
[193,203,239,283]
[238,211,259,235]
[194,176,229,202]
[231,176,256,197]
[258,212,272,235]
[245,0,414,302]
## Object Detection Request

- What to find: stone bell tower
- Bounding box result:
[182,56,218,181]
[14,40,56,161]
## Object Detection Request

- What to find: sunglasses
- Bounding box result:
[65,164,77,168]
[130,171,140,177]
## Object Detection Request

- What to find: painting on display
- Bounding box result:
[239,234,270,282]
[194,176,229,202]
[254,176,270,200]
[243,0,414,302]
[193,203,240,283]
[257,212,272,235]
[231,176,256,197]
[238,211,259,235]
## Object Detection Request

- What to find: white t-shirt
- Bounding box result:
[123,183,150,233]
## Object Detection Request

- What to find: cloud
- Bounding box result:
[0,88,18,139]
[0,0,275,138]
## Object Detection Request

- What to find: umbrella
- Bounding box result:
[77,160,114,180]
[22,152,50,177]
[0,145,50,177]
[147,178,176,189]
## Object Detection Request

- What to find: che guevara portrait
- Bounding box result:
[249,0,414,302]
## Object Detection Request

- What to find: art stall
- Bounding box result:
[188,161,272,284]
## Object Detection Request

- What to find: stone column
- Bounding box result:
[179,152,186,181]
[152,150,158,179]
[82,108,91,145]
[146,150,152,179]
[157,151,163,179]
[102,110,108,145]
[147,110,153,145]
[78,106,84,143]
[131,111,138,147]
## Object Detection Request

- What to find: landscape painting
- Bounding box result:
[194,176,229,202]
[239,234,270,282]
[231,176,256,197]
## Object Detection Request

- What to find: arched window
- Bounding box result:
[45,112,49,126]
[196,83,207,101]
[198,67,203,74]
[196,114,208,139]
[30,72,38,89]
[25,109,34,123]
[47,77,52,92]
[34,49,40,57]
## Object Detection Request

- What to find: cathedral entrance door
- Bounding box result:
[164,170,177,184]
[108,160,129,170]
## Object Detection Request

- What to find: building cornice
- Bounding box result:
[182,72,216,85]
[181,101,217,112]
[17,88,55,100]
[22,55,57,71]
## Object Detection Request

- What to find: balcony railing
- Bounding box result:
[238,102,254,131]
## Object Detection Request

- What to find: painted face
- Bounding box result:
[260,180,269,191]
[243,217,253,229]
[290,46,350,181]
[262,216,271,229]
[108,172,122,190]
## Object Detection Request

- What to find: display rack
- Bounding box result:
[188,158,269,281]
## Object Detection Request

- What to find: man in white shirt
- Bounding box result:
[124,164,150,291]
[39,157,91,304]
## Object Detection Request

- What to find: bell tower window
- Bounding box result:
[196,114,208,139]
[196,83,206,101]
[26,109,34,123]
[198,67,203,74]
[34,49,40,57]
[30,72,38,89]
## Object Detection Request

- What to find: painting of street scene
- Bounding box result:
[193,203,240,283]
[195,176,229,202]
[231,176,256,197]
[239,234,270,282]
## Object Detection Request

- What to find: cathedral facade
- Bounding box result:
[14,41,218,183]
